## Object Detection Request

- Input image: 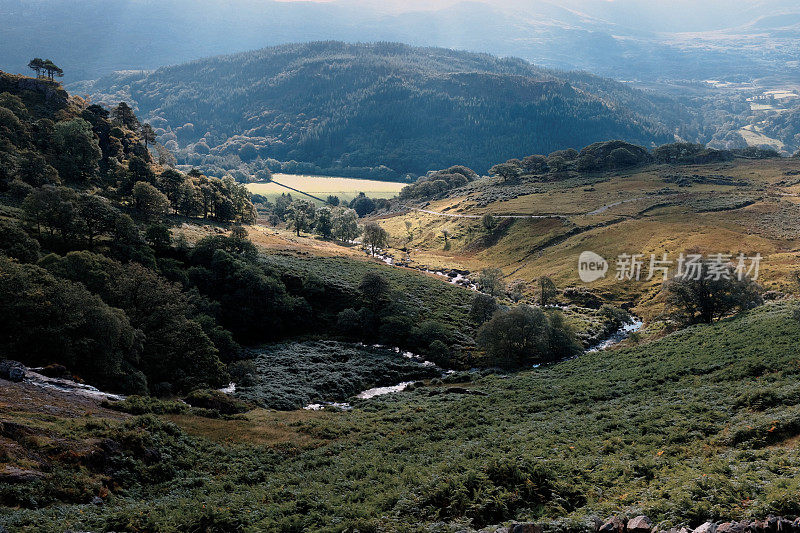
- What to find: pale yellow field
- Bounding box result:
[246,173,405,204]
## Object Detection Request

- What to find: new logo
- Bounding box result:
[578,251,608,283]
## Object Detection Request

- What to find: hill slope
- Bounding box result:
[75,42,690,178]
[4,302,800,530]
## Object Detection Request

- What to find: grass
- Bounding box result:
[373,159,800,316]
[246,173,405,204]
[4,302,800,531]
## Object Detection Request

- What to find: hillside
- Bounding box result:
[74,42,693,179]
[369,143,800,320]
[4,302,800,531]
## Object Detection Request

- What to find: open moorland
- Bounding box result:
[373,158,800,320]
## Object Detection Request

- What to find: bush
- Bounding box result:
[184,389,250,415]
[662,261,763,325]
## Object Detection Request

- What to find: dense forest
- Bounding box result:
[75,42,695,179]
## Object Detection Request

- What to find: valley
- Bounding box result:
[2,3,800,530]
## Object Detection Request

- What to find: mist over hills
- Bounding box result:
[75,41,697,178]
[1,0,798,82]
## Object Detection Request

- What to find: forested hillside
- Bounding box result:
[0,70,492,398]
[76,42,692,179]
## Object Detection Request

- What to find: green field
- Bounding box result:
[246,173,405,204]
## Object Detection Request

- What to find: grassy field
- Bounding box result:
[246,173,406,204]
[374,159,800,318]
[5,302,800,531]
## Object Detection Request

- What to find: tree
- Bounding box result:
[112,102,139,130]
[77,193,119,248]
[481,213,497,233]
[359,272,391,310]
[51,118,101,183]
[537,276,558,307]
[332,207,360,243]
[21,185,78,242]
[489,161,521,182]
[362,221,388,256]
[350,193,376,217]
[145,224,172,251]
[27,58,45,78]
[477,305,550,368]
[662,262,762,325]
[477,305,580,368]
[158,168,186,208]
[507,279,526,302]
[132,181,170,220]
[140,123,156,150]
[286,199,316,236]
[314,206,333,239]
[469,293,498,325]
[477,267,505,297]
[41,59,63,81]
[521,154,548,174]
[0,220,40,263]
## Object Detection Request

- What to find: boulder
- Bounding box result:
[599,517,625,533]
[0,465,43,483]
[694,522,717,533]
[628,516,653,533]
[0,360,25,382]
[717,522,744,533]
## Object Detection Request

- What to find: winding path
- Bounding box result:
[401,205,566,219]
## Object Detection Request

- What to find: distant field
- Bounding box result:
[246,173,405,204]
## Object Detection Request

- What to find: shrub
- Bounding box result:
[184,389,250,415]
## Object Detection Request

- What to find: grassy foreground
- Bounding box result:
[3,302,800,532]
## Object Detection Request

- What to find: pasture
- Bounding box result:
[246,173,405,204]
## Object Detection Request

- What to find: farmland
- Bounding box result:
[246,173,406,204]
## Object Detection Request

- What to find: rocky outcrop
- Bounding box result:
[0,360,26,382]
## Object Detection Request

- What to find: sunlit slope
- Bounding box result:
[376,159,800,316]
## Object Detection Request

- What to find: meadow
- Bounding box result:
[246,173,406,204]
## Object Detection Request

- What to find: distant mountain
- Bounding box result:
[75,42,693,178]
[0,0,798,83]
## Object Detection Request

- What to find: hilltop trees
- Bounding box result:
[27,58,45,78]
[27,58,63,80]
[400,166,479,200]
